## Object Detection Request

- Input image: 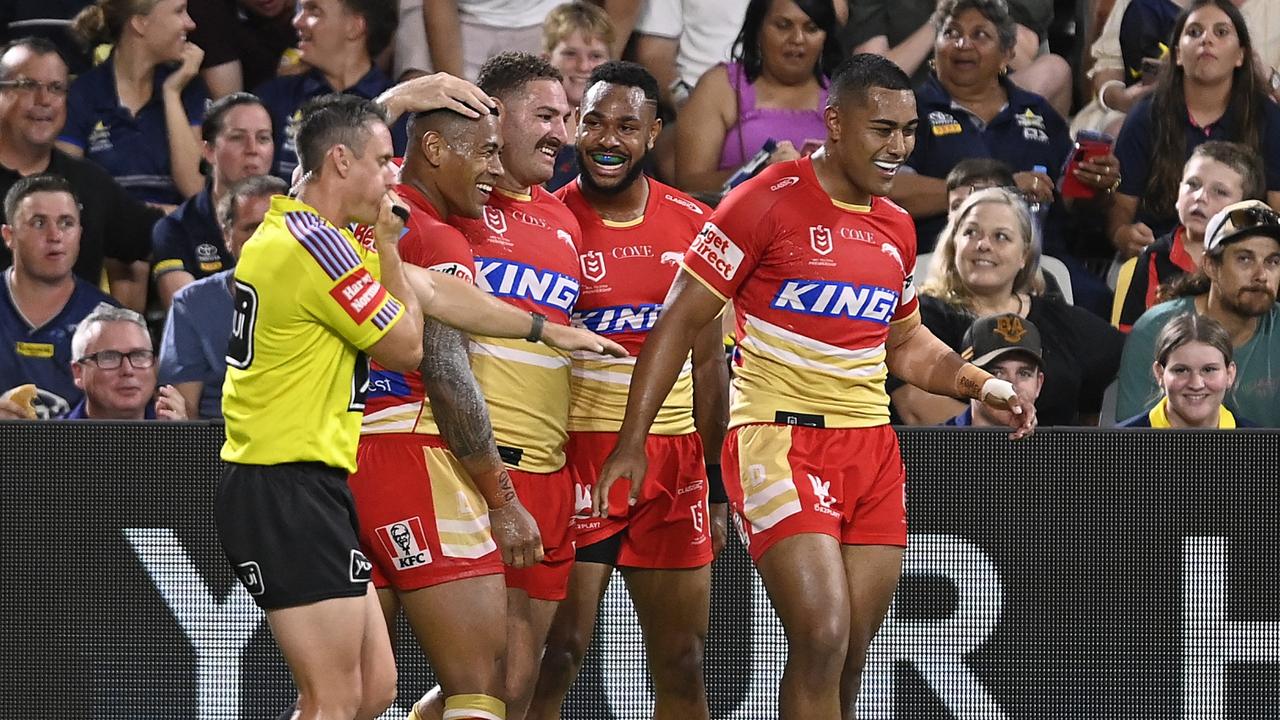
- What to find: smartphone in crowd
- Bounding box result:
[1059,130,1115,200]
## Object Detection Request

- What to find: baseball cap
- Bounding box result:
[960,313,1044,369]
[1203,200,1280,254]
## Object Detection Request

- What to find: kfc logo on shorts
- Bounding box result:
[580,250,607,282]
[349,550,373,582]
[810,225,834,256]
[690,222,744,280]
[236,561,265,596]
[483,206,507,235]
[375,518,433,571]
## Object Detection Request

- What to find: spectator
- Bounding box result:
[1,175,117,418]
[59,0,207,208]
[674,0,842,196]
[843,0,1072,117]
[629,0,751,110]
[1109,0,1280,260]
[1112,140,1264,332]
[0,37,160,312]
[1116,199,1280,426]
[422,0,563,81]
[151,92,274,307]
[188,0,298,98]
[1118,311,1255,427]
[889,0,1119,255]
[543,2,614,191]
[257,0,404,181]
[67,304,187,419]
[944,312,1046,426]
[159,174,284,419]
[894,187,1124,426]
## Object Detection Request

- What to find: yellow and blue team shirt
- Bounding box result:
[556,177,711,435]
[450,186,583,473]
[221,195,405,472]
[681,157,919,429]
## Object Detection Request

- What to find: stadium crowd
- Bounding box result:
[1,0,1279,718]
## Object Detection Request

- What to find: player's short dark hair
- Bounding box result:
[218,175,288,230]
[338,0,399,59]
[294,94,390,178]
[946,158,1016,193]
[585,61,660,106]
[202,92,269,144]
[476,51,563,102]
[407,105,500,147]
[828,54,913,110]
[4,174,79,225]
[0,36,65,81]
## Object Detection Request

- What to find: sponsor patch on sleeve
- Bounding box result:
[688,222,745,281]
[330,267,389,324]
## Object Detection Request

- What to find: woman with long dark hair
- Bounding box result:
[1109,0,1280,259]
[674,0,842,195]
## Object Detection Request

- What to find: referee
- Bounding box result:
[215,93,622,720]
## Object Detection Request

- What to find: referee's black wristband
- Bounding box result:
[706,463,729,504]
[526,312,547,343]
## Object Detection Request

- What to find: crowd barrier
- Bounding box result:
[1,423,1277,719]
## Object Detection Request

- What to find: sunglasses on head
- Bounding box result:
[1211,205,1280,245]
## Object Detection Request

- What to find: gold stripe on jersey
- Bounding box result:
[736,424,802,532]
[361,400,442,436]
[568,354,695,435]
[469,335,572,473]
[732,313,891,428]
[424,445,498,559]
[680,262,730,303]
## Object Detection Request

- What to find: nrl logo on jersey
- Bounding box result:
[810,224,834,256]
[580,250,606,282]
[483,206,507,235]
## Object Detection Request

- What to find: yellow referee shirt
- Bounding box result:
[221,196,405,472]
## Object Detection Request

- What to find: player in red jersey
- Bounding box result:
[349,103,541,720]
[595,55,1036,719]
[527,62,728,720]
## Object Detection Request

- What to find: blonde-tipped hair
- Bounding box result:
[542,2,615,54]
[921,186,1044,311]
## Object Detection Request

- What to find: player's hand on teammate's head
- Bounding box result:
[540,323,628,357]
[594,442,648,517]
[489,498,544,569]
[155,384,189,421]
[377,72,496,121]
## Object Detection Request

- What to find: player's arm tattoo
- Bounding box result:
[419,318,518,507]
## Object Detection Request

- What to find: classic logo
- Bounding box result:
[770,176,800,192]
[690,222,744,280]
[374,518,432,571]
[810,225,834,256]
[665,193,704,214]
[580,250,607,282]
[994,315,1028,343]
[329,268,387,324]
[483,206,507,235]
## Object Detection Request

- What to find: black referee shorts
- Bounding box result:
[215,462,372,610]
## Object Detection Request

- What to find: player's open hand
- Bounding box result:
[980,378,1037,440]
[541,323,628,357]
[490,497,544,569]
[155,384,189,421]
[593,441,648,517]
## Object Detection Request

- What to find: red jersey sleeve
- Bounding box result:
[681,186,775,301]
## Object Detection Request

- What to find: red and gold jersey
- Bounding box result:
[451,186,583,472]
[360,183,476,436]
[681,157,918,429]
[557,177,710,435]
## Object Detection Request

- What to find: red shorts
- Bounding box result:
[568,431,713,569]
[722,423,907,562]
[348,434,504,592]
[504,465,576,601]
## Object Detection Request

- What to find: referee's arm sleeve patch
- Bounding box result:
[329,267,389,325]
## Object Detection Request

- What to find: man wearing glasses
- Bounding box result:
[66,305,187,421]
[1116,200,1280,426]
[0,174,116,419]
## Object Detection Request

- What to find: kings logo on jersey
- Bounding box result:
[476,257,581,313]
[770,279,900,324]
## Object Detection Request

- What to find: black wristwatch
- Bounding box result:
[526,312,547,343]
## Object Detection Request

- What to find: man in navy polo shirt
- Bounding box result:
[151,92,274,308]
[0,174,116,418]
[894,72,1072,252]
[256,0,406,181]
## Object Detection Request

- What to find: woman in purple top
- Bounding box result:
[674,0,842,195]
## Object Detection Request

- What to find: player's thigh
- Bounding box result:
[398,574,509,693]
[546,558,615,656]
[623,566,711,670]
[755,533,851,657]
[266,590,382,694]
[841,544,904,652]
